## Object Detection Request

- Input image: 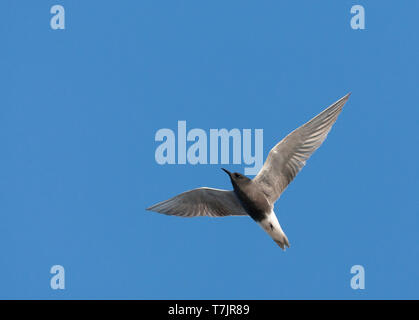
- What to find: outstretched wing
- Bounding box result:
[146,187,248,217]
[254,93,350,204]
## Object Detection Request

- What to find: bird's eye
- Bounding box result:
[234,173,241,178]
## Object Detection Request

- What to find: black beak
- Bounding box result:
[221,168,231,176]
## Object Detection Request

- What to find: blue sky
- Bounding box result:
[0,1,418,299]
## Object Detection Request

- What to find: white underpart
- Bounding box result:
[258,210,290,250]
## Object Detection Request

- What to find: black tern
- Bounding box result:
[147,93,350,250]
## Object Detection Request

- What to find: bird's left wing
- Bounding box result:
[253,93,350,204]
[146,187,248,217]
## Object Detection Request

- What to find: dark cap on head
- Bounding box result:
[221,168,250,184]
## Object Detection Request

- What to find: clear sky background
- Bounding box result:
[1,1,418,299]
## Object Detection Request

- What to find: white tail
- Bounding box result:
[258,211,290,250]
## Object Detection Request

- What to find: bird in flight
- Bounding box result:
[147,93,350,250]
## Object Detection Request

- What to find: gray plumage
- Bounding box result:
[147,188,247,217]
[147,93,351,249]
[254,93,350,204]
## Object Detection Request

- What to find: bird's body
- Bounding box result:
[147,93,351,250]
[219,170,290,249]
[226,172,271,222]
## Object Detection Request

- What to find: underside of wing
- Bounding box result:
[254,93,350,204]
[146,187,248,217]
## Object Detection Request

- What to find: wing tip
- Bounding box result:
[343,92,352,101]
[146,204,159,212]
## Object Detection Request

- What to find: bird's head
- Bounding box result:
[221,168,251,187]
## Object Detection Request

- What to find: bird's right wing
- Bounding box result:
[253,93,350,204]
[146,187,248,217]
